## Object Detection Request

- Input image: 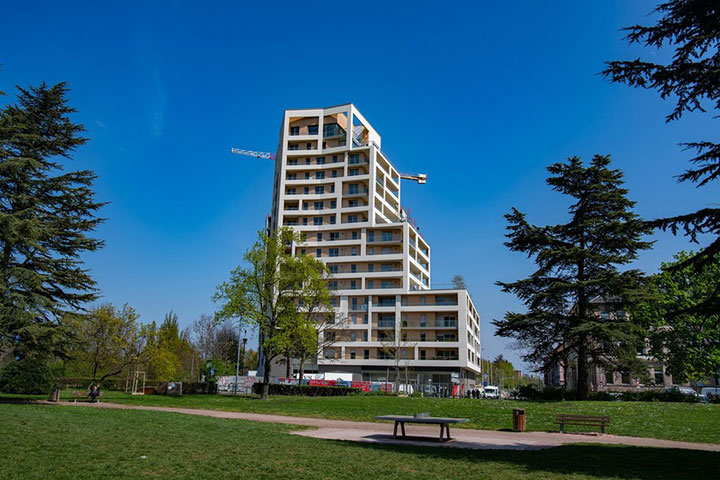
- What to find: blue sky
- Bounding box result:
[1,1,716,370]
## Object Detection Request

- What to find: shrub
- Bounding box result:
[251,383,359,396]
[0,358,54,394]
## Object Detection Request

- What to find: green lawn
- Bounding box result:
[0,403,717,480]
[15,390,718,444]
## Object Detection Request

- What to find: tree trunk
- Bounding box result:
[576,338,589,400]
[298,356,305,385]
[285,355,291,379]
[262,356,272,399]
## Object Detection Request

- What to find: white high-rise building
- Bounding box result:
[268,104,481,390]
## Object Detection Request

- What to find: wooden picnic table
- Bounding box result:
[374,415,469,442]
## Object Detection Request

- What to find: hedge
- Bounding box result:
[0,358,54,394]
[252,383,360,396]
[517,385,703,403]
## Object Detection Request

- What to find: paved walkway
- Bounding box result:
[62,401,720,452]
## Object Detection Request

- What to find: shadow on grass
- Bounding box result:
[332,440,719,480]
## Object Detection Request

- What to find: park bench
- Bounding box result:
[71,390,103,403]
[374,415,469,442]
[554,414,610,434]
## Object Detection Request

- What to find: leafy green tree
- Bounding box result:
[71,303,146,383]
[0,83,104,358]
[214,227,331,398]
[493,155,652,399]
[602,0,720,315]
[451,274,467,289]
[632,251,720,381]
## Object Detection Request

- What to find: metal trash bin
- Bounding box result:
[512,408,526,432]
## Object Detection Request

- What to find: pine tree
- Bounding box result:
[0,83,105,358]
[493,155,652,399]
[602,0,720,315]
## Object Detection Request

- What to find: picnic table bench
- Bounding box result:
[554,414,610,434]
[374,415,469,442]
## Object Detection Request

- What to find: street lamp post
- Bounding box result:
[234,328,248,396]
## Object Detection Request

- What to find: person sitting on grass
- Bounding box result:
[89,384,100,403]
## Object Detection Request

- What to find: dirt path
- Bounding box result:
[61,401,720,452]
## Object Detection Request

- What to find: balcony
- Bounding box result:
[377,320,395,328]
[323,123,346,138]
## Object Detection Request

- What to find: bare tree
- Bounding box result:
[451,274,467,289]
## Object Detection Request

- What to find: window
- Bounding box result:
[368,231,375,242]
[330,185,335,193]
[332,155,338,163]
[288,173,297,180]
[420,297,426,305]
[351,231,358,239]
[290,126,299,135]
[288,159,298,165]
[324,348,335,359]
[306,143,311,149]
[349,168,359,176]
[381,247,392,254]
[329,265,338,274]
[368,264,374,272]
[420,314,426,327]
[420,333,426,342]
[621,372,631,385]
[348,184,359,194]
[363,331,368,341]
[329,248,339,257]
[349,154,360,164]
[329,216,336,224]
[351,247,358,256]
[289,144,298,150]
[332,170,337,178]
[330,297,339,307]
[304,187,310,194]
[307,125,318,135]
[654,368,664,385]
[316,171,325,179]
[302,218,308,225]
[287,188,296,195]
[351,314,357,324]
[328,281,338,289]
[306,158,311,165]
[314,202,323,210]
[382,231,393,241]
[300,249,306,255]
[381,264,392,272]
[367,247,374,255]
[605,371,614,385]
[364,349,370,360]
[381,281,392,289]
[304,172,311,179]
[316,156,325,165]
[316,233,322,241]
[350,264,356,273]
[330,200,336,208]
[329,232,339,241]
[348,199,359,207]
[351,297,358,309]
[420,350,426,360]
[348,215,358,223]
[350,281,356,290]
[350,349,356,359]
[367,280,373,288]
[313,217,323,226]
[315,186,324,194]
[316,248,322,258]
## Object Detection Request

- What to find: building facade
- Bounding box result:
[267,104,482,390]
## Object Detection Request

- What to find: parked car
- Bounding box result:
[665,386,708,403]
[700,387,720,401]
[483,386,500,399]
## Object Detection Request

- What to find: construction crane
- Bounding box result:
[231,147,426,184]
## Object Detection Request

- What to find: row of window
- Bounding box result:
[326,349,459,361]
[327,263,399,273]
[289,123,346,137]
[285,184,367,195]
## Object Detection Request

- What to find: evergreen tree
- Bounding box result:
[0,83,104,357]
[602,0,720,315]
[493,155,652,399]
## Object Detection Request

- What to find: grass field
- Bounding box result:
[1,403,718,480]
[11,390,717,444]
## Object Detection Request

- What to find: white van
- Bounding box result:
[484,386,500,399]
